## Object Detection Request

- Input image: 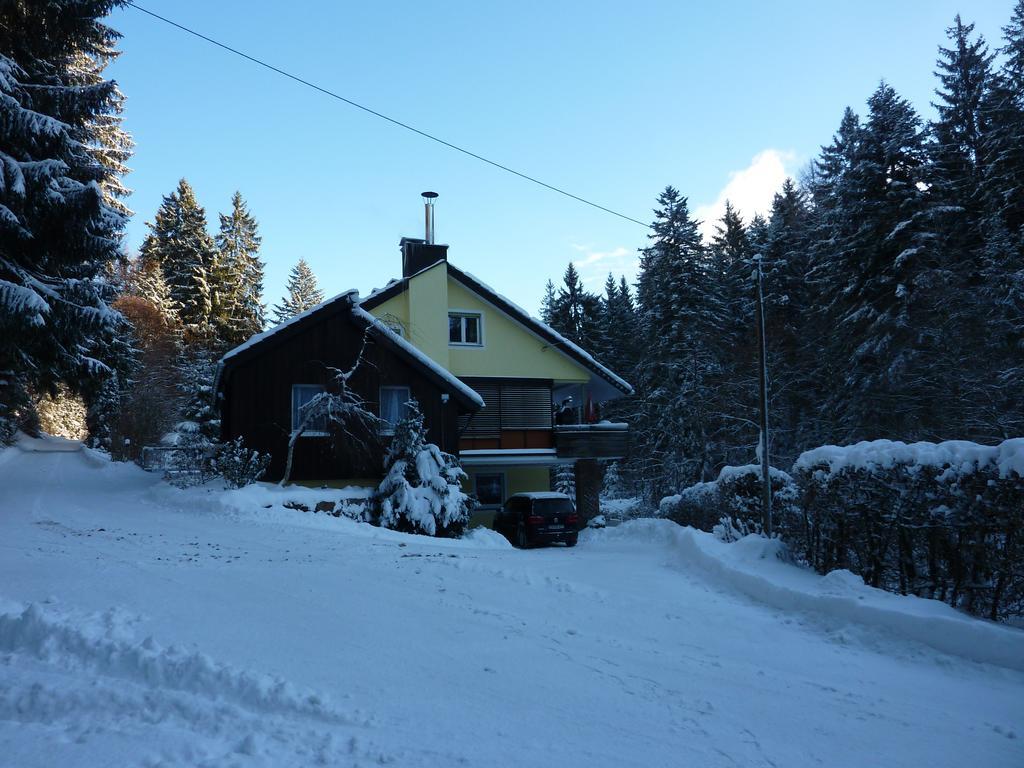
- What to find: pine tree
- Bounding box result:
[272,258,325,325]
[125,257,178,327]
[633,187,723,493]
[707,201,758,465]
[139,179,219,340]
[979,1,1024,238]
[214,191,265,346]
[540,279,557,324]
[548,262,602,348]
[376,399,472,537]
[0,0,132,443]
[815,83,940,439]
[931,15,994,209]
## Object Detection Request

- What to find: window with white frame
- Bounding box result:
[379,386,412,434]
[291,384,329,435]
[448,312,482,346]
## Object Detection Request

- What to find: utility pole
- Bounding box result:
[753,254,773,537]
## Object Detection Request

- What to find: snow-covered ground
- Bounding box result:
[1,441,1022,767]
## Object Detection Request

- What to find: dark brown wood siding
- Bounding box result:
[220,307,463,482]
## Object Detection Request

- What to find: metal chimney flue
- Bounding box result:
[422,191,438,244]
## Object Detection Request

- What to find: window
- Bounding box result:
[291,384,329,436]
[475,473,505,507]
[379,386,412,434]
[448,312,482,346]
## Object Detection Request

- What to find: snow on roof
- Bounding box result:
[794,438,1024,479]
[350,305,485,409]
[220,290,359,363]
[448,265,633,395]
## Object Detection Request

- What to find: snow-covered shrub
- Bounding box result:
[34,385,88,441]
[660,465,799,539]
[553,463,576,501]
[793,439,1024,621]
[376,399,473,537]
[213,437,271,489]
[161,422,218,488]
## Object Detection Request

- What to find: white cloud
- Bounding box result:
[569,243,639,290]
[694,149,797,240]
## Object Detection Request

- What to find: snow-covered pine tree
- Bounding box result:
[126,257,178,328]
[973,3,1024,438]
[926,15,1012,440]
[707,200,759,466]
[0,0,133,443]
[139,179,219,342]
[271,258,325,325]
[757,180,817,462]
[553,463,576,502]
[633,187,723,493]
[214,191,265,346]
[981,0,1024,239]
[815,83,940,440]
[377,398,472,537]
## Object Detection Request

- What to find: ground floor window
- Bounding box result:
[474,472,505,507]
[380,385,412,434]
[292,384,328,435]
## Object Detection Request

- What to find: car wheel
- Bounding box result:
[565,535,578,548]
[516,521,529,549]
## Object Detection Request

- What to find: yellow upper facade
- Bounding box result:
[365,261,592,384]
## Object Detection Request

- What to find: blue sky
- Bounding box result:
[108,1,1011,314]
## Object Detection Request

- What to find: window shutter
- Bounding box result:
[460,380,500,437]
[500,385,552,429]
[458,378,552,435]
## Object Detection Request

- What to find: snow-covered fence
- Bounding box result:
[791,439,1024,622]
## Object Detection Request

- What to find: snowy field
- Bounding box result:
[1,441,1023,767]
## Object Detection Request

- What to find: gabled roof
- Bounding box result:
[217,292,484,411]
[360,262,634,395]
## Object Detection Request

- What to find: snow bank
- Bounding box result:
[0,600,349,723]
[461,526,513,549]
[795,438,1024,479]
[220,481,373,513]
[585,520,1024,671]
[14,432,85,453]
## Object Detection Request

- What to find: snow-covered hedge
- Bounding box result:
[660,439,1024,621]
[792,439,1024,621]
[660,465,800,541]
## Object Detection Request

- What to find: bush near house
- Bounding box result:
[376,399,473,538]
[663,440,1024,622]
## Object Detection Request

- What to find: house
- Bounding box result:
[217,195,632,521]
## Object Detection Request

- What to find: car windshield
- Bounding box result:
[532,498,574,515]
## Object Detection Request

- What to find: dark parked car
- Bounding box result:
[494,492,581,548]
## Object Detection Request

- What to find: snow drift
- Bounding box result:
[585,520,1024,672]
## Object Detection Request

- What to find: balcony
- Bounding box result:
[554,423,629,460]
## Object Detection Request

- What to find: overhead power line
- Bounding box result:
[125,2,651,229]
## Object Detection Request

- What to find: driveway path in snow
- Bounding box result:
[1,447,1021,767]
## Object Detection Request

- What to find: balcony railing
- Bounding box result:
[554,423,629,459]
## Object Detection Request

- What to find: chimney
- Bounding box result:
[423,191,438,244]
[400,192,448,277]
